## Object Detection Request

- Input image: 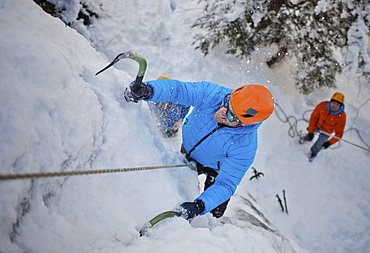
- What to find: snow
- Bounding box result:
[1,0,369,252]
[344,16,370,76]
[315,0,328,13]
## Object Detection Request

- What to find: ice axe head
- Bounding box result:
[95,51,135,76]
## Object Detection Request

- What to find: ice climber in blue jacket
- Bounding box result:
[124,79,274,220]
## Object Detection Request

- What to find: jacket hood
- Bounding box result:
[326,101,345,115]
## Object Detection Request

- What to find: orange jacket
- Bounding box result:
[307,101,346,145]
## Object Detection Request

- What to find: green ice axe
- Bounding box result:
[95,50,147,93]
[139,210,181,236]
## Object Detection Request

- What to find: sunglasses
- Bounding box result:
[223,95,242,123]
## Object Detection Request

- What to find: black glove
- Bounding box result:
[305,133,314,142]
[322,141,331,149]
[124,81,153,103]
[179,200,205,221]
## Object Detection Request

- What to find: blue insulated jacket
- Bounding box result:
[146,79,260,214]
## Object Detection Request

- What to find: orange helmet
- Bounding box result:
[230,85,274,125]
[157,75,171,80]
[331,92,344,104]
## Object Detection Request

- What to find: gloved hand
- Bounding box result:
[124,81,153,103]
[179,200,205,221]
[322,141,331,149]
[305,133,314,142]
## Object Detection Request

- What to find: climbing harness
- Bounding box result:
[0,164,192,181]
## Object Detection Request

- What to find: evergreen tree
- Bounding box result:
[193,0,370,94]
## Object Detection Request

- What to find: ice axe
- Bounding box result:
[95,50,147,93]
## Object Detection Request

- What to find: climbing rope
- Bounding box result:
[320,130,370,152]
[0,164,193,181]
[274,102,370,152]
[274,102,311,138]
[2,103,368,181]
